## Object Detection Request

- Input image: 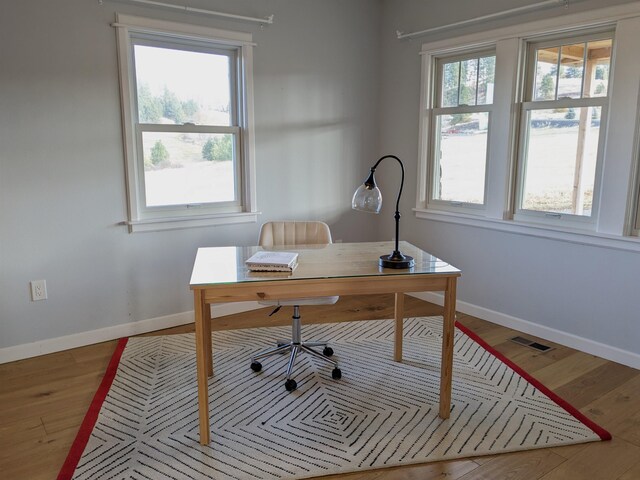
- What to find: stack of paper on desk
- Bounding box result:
[245,251,299,272]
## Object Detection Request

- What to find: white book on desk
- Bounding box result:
[245,251,299,272]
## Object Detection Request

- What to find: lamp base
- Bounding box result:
[379,253,415,269]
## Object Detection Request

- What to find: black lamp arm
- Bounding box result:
[369,155,405,256]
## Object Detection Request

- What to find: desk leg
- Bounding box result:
[439,277,457,419]
[394,292,404,362]
[203,302,213,377]
[194,289,211,445]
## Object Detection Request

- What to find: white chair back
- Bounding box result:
[258,221,332,247]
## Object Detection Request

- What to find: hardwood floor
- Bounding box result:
[2,294,639,479]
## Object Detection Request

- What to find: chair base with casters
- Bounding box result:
[250,303,342,392]
[251,221,342,391]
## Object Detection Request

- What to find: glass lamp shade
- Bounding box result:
[352,184,382,213]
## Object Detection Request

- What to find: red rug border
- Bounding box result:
[56,337,129,480]
[56,319,611,478]
[454,320,612,441]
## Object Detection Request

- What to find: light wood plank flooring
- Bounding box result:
[2,295,639,479]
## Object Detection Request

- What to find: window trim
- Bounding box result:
[632,113,640,237]
[413,206,640,253]
[115,14,258,232]
[416,2,640,244]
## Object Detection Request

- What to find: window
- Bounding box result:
[417,8,640,248]
[514,33,613,228]
[428,51,496,213]
[116,15,257,232]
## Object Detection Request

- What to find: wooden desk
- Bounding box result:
[190,241,461,445]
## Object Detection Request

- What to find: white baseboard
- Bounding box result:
[0,301,262,364]
[410,292,640,370]
[5,295,639,370]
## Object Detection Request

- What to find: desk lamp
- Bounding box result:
[352,154,415,269]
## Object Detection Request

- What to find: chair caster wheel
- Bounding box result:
[332,367,342,380]
[285,379,297,391]
[250,361,262,372]
[323,346,334,357]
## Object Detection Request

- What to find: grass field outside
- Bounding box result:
[439,122,598,215]
[141,131,235,207]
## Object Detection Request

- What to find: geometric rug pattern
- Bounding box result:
[59,316,609,479]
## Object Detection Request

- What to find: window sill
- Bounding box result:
[125,211,260,233]
[414,208,640,253]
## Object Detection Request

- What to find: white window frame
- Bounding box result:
[415,2,640,252]
[115,14,258,232]
[633,141,640,236]
[426,49,496,215]
[635,205,640,236]
[513,31,612,230]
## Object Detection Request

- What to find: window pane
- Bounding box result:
[478,56,495,105]
[441,55,496,107]
[586,39,612,98]
[558,43,584,99]
[534,47,559,101]
[435,113,488,204]
[134,45,231,126]
[521,107,601,216]
[459,58,478,106]
[533,39,612,101]
[442,61,460,107]
[141,132,236,207]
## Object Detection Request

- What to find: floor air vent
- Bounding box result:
[510,336,553,352]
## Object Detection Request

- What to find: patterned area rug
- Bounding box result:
[58,317,610,479]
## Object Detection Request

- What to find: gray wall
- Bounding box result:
[3,0,639,360]
[377,0,640,356]
[0,0,380,348]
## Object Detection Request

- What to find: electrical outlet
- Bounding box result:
[30,280,47,301]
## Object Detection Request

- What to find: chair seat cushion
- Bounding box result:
[259,296,339,307]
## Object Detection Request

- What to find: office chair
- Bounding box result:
[250,221,342,391]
